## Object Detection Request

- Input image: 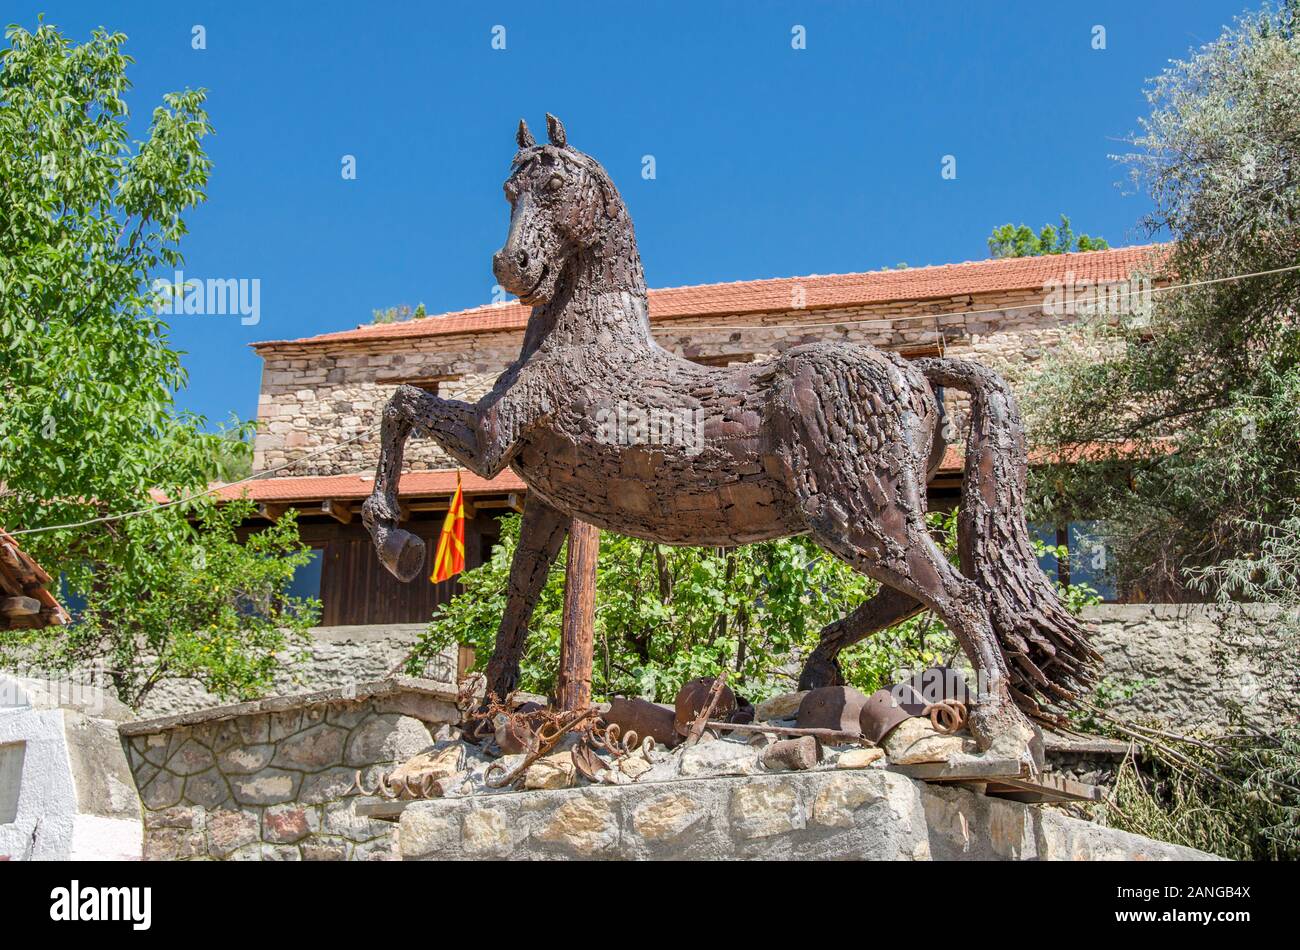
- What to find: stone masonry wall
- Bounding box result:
[139,606,1272,731]
[120,678,460,861]
[253,286,1090,474]
[397,768,1217,861]
[136,624,452,719]
[1084,604,1279,729]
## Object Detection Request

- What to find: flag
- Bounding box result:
[431,472,466,584]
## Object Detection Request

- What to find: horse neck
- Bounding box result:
[523,225,652,356]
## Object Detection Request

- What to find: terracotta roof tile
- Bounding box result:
[255,244,1168,350]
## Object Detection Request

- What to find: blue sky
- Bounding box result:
[10,1,1246,427]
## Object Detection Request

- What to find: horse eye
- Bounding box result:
[547,175,564,192]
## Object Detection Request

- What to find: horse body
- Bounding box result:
[361,115,1099,763]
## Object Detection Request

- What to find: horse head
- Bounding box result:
[492,114,633,306]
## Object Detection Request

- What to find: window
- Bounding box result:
[287,547,324,600]
[1030,521,1117,601]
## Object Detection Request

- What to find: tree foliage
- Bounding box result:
[1023,2,1300,599]
[986,214,1108,258]
[407,513,963,704]
[372,302,427,324]
[0,21,317,708]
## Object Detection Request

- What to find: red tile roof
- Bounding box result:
[210,469,526,504]
[211,440,1158,510]
[255,244,1168,350]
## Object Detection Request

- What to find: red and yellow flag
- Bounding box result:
[431,472,466,584]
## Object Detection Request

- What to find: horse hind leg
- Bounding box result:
[798,586,923,690]
[806,523,1037,762]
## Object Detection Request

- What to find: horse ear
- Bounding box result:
[516,119,535,149]
[545,113,567,148]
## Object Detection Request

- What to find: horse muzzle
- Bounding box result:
[493,248,552,305]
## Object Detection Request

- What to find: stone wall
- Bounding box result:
[120,678,460,861]
[1,677,142,860]
[137,624,451,719]
[396,768,1218,861]
[253,287,1087,475]
[1083,604,1277,728]
[130,605,1274,730]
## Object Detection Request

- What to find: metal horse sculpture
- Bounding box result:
[362,115,1098,760]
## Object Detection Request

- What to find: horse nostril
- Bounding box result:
[516,249,529,268]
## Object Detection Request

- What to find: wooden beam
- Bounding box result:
[507,493,525,513]
[0,542,22,572]
[0,595,41,618]
[257,503,288,521]
[321,498,352,524]
[457,644,477,681]
[556,519,600,711]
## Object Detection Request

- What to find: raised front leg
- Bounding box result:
[482,497,571,699]
[361,381,544,580]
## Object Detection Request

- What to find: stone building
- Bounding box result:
[235,243,1165,625]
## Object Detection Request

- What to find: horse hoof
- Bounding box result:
[379,529,425,582]
[968,702,1041,770]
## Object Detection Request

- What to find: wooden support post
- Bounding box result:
[556,518,599,711]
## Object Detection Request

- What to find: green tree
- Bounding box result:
[372,302,427,324]
[1023,1,1300,600]
[0,21,317,708]
[1021,1,1300,859]
[408,513,968,703]
[987,214,1109,258]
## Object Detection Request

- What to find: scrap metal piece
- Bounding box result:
[859,667,970,744]
[701,720,863,744]
[570,740,608,782]
[495,702,544,755]
[759,736,820,771]
[605,696,680,747]
[483,706,598,789]
[795,685,869,734]
[674,674,736,738]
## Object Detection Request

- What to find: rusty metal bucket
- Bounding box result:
[674,676,737,737]
[604,696,680,747]
[795,686,869,734]
[859,667,969,744]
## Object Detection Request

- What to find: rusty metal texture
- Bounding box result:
[859,666,971,744]
[604,696,680,748]
[494,700,545,754]
[795,685,869,734]
[859,688,925,745]
[907,666,970,706]
[759,736,820,771]
[360,114,1100,755]
[675,674,734,739]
